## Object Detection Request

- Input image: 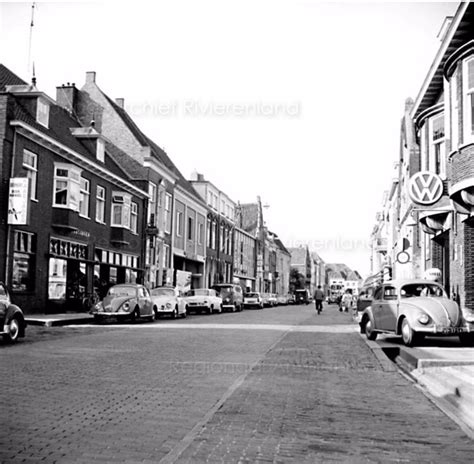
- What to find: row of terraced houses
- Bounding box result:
[0,64,295,314]
[370,2,474,311]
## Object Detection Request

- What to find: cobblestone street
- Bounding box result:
[1,305,473,463]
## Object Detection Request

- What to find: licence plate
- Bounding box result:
[441,327,465,334]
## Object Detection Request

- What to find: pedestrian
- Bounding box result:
[340,289,353,313]
[314,285,324,314]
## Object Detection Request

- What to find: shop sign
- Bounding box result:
[396,251,410,264]
[50,238,87,260]
[408,171,443,205]
[8,178,29,225]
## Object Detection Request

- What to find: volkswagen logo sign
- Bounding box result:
[408,171,444,205]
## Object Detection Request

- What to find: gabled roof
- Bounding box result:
[0,64,26,90]
[288,247,309,266]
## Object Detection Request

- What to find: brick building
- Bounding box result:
[0,65,148,314]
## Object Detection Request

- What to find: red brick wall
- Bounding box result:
[464,218,474,310]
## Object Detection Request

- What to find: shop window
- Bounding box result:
[111,192,131,228]
[131,202,138,234]
[109,267,117,284]
[53,163,81,211]
[23,150,37,200]
[96,186,106,223]
[79,177,90,218]
[12,231,36,292]
[463,57,474,143]
[48,257,66,300]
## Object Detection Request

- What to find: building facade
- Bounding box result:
[0,65,148,314]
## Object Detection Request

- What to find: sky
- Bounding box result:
[0,0,459,278]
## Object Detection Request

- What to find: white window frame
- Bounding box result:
[451,71,459,150]
[96,186,106,223]
[53,163,81,211]
[164,193,172,233]
[176,210,183,237]
[36,97,49,128]
[463,57,474,144]
[148,182,157,225]
[131,202,138,234]
[79,178,90,218]
[198,222,204,245]
[23,149,37,200]
[96,138,105,163]
[111,192,132,229]
[429,113,445,178]
[163,244,170,268]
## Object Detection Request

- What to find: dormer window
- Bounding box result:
[36,97,50,128]
[96,138,105,162]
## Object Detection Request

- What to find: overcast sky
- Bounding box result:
[0,1,458,277]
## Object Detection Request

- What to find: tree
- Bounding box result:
[289,268,305,293]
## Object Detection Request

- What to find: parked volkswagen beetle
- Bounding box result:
[0,282,26,342]
[359,279,474,346]
[92,284,155,323]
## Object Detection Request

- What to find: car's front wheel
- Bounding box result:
[4,316,21,343]
[364,316,377,341]
[401,318,418,347]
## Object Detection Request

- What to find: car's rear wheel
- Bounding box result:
[364,317,377,341]
[401,318,417,347]
[5,316,21,343]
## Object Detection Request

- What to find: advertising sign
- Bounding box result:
[175,270,192,294]
[408,171,443,205]
[8,178,29,225]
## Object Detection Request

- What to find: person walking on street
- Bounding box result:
[314,286,324,314]
[340,289,353,313]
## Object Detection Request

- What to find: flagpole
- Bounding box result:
[27,2,35,76]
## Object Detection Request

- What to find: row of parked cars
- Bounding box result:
[91,283,296,323]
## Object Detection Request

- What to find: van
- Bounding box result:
[211,284,243,312]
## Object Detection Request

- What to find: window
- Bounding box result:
[163,244,170,268]
[429,114,445,176]
[23,150,37,200]
[36,97,49,127]
[131,202,138,233]
[79,178,90,217]
[176,211,183,236]
[451,72,459,149]
[111,192,131,228]
[463,57,474,143]
[220,225,224,252]
[383,286,397,300]
[148,182,157,225]
[207,217,211,247]
[221,200,225,214]
[96,138,105,162]
[198,222,204,245]
[53,164,81,211]
[96,186,106,223]
[187,216,194,241]
[164,193,172,233]
[211,220,216,249]
[374,287,383,301]
[12,231,36,292]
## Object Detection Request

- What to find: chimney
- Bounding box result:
[85,71,96,84]
[115,98,125,108]
[56,83,78,114]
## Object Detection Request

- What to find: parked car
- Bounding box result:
[92,284,155,323]
[150,286,187,318]
[277,294,288,305]
[243,292,264,309]
[0,282,26,343]
[261,293,272,307]
[268,293,278,307]
[359,279,474,346]
[287,294,296,305]
[354,283,377,322]
[212,284,243,312]
[183,288,222,314]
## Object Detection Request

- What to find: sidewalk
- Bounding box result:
[25,312,94,327]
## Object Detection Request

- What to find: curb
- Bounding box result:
[25,316,94,327]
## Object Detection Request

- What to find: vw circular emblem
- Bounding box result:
[408,171,444,205]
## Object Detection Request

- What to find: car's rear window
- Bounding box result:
[108,286,136,297]
[401,284,445,298]
[245,293,259,298]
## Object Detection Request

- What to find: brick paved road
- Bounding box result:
[1,304,472,463]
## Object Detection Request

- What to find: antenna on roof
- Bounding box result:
[31,62,36,87]
[27,3,36,77]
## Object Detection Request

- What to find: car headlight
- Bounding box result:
[203,300,208,304]
[462,308,474,323]
[166,302,172,309]
[121,302,130,312]
[225,298,230,303]
[418,313,430,325]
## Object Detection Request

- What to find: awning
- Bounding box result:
[418,196,453,234]
[450,177,474,216]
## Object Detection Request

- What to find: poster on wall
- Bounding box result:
[8,178,29,225]
[175,270,192,294]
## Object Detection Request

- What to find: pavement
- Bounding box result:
[24,310,474,440]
